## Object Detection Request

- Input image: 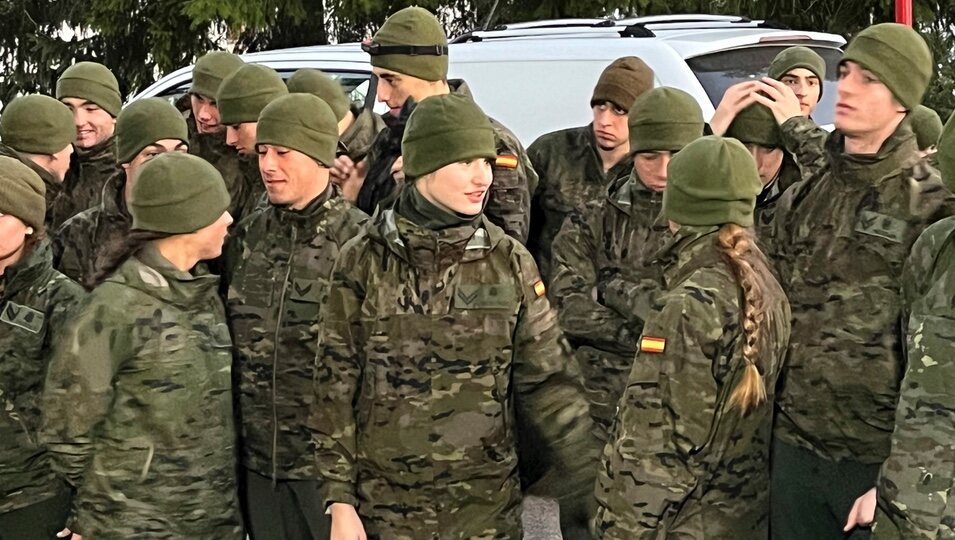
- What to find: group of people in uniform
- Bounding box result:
[1,4,954,540]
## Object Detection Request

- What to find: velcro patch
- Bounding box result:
[855,210,906,243]
[1,302,44,334]
[453,284,516,310]
[495,155,519,169]
[639,336,666,354]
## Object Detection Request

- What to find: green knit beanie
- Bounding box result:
[936,109,955,192]
[590,56,655,112]
[286,69,350,122]
[130,153,230,234]
[217,64,289,125]
[191,51,245,101]
[841,23,932,110]
[629,87,704,153]
[908,105,943,151]
[769,46,826,100]
[0,155,46,231]
[115,98,188,164]
[257,94,339,167]
[402,93,496,178]
[0,95,75,155]
[366,7,449,82]
[725,103,782,149]
[664,136,763,227]
[56,61,122,117]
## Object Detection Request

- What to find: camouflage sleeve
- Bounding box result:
[485,124,536,244]
[51,214,94,285]
[780,116,829,180]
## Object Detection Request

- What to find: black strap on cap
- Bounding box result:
[361,40,448,57]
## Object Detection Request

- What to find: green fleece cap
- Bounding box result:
[191,51,245,101]
[664,136,763,227]
[286,69,350,122]
[256,94,339,166]
[56,61,122,117]
[590,56,655,112]
[402,93,496,178]
[936,109,955,192]
[629,87,704,153]
[130,152,230,234]
[842,23,932,110]
[0,155,45,231]
[115,98,189,164]
[217,64,288,125]
[908,105,943,151]
[0,95,75,155]
[366,7,449,82]
[769,46,826,100]
[725,103,782,149]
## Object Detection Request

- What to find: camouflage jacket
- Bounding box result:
[340,105,386,164]
[52,137,121,228]
[52,171,130,289]
[527,124,632,279]
[312,207,598,539]
[770,117,955,464]
[754,155,800,245]
[224,186,368,480]
[873,217,955,539]
[0,143,64,231]
[40,245,242,538]
[549,172,669,439]
[0,241,84,513]
[358,80,538,244]
[593,226,790,539]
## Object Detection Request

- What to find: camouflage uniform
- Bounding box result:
[312,206,597,539]
[593,226,790,539]
[754,155,801,243]
[872,217,955,539]
[528,124,632,279]
[51,137,121,227]
[549,171,669,439]
[0,144,63,230]
[40,245,243,539]
[0,241,84,518]
[52,171,130,288]
[358,81,537,243]
[339,105,386,164]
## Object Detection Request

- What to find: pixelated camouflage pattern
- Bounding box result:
[339,105,387,164]
[225,186,367,480]
[0,143,63,231]
[779,116,830,181]
[312,205,598,539]
[51,137,121,228]
[593,226,790,539]
[0,240,84,513]
[40,245,242,538]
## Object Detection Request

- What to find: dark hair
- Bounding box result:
[89,230,171,288]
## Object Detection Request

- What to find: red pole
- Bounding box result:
[896,0,913,26]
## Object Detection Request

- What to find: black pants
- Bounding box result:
[771,438,880,540]
[0,490,71,540]
[240,467,331,540]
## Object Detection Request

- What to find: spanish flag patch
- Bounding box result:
[640,336,666,354]
[533,280,546,298]
[495,154,519,169]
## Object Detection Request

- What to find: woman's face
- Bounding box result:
[0,213,31,265]
[416,159,494,216]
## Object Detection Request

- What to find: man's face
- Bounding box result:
[257,144,327,209]
[48,144,74,182]
[745,144,784,186]
[633,151,672,193]
[591,101,629,152]
[373,67,435,117]
[834,61,906,138]
[190,94,223,134]
[61,97,115,149]
[225,122,257,156]
[122,139,189,203]
[780,68,822,117]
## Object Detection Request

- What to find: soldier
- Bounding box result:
[593,136,790,538]
[748,23,955,539]
[527,56,655,279]
[224,93,368,540]
[0,157,84,540]
[217,63,289,220]
[0,95,75,229]
[52,98,188,288]
[53,61,124,226]
[331,6,537,244]
[286,68,387,178]
[312,93,598,539]
[908,104,943,154]
[549,87,705,441]
[41,153,241,539]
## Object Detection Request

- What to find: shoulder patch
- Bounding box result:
[855,210,906,243]
[1,302,45,334]
[495,155,519,169]
[639,336,666,354]
[533,280,546,298]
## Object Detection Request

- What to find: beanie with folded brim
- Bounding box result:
[769,46,826,99]
[664,136,763,227]
[590,56,655,112]
[629,87,705,153]
[936,109,955,193]
[217,64,289,125]
[841,23,932,110]
[0,95,76,155]
[56,61,122,117]
[130,152,230,234]
[116,98,189,164]
[286,69,351,122]
[367,6,449,81]
[908,105,943,151]
[0,155,46,232]
[402,93,496,178]
[191,51,245,101]
[725,103,782,149]
[256,93,339,166]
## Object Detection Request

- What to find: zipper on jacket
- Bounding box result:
[271,226,297,485]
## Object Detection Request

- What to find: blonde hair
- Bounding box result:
[717,224,768,415]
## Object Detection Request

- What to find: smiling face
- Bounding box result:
[591,101,629,152]
[780,68,822,117]
[834,61,906,139]
[61,97,115,149]
[416,159,493,216]
[257,144,329,209]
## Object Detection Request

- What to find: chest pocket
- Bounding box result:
[853,210,911,280]
[287,277,325,322]
[452,284,517,310]
[855,211,906,243]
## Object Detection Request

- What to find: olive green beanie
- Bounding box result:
[286,69,350,122]
[908,105,943,151]
[725,103,782,149]
[402,93,496,178]
[116,98,188,164]
[217,64,289,125]
[841,23,932,110]
[0,155,46,231]
[664,136,763,227]
[590,56,655,112]
[366,7,449,82]
[256,94,339,166]
[936,109,955,192]
[130,152,230,234]
[56,61,122,117]
[629,87,705,153]
[191,51,245,101]
[0,95,75,155]
[769,46,826,100]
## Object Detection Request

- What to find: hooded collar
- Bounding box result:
[608,169,663,213]
[1,239,55,300]
[652,224,721,286]
[828,121,920,187]
[74,135,117,163]
[110,243,219,310]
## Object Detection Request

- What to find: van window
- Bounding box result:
[154,70,372,108]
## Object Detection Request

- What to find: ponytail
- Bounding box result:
[89,230,170,288]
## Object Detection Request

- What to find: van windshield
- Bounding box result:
[686,45,842,125]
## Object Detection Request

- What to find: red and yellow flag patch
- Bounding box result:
[639,336,666,354]
[533,280,546,298]
[495,154,519,169]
